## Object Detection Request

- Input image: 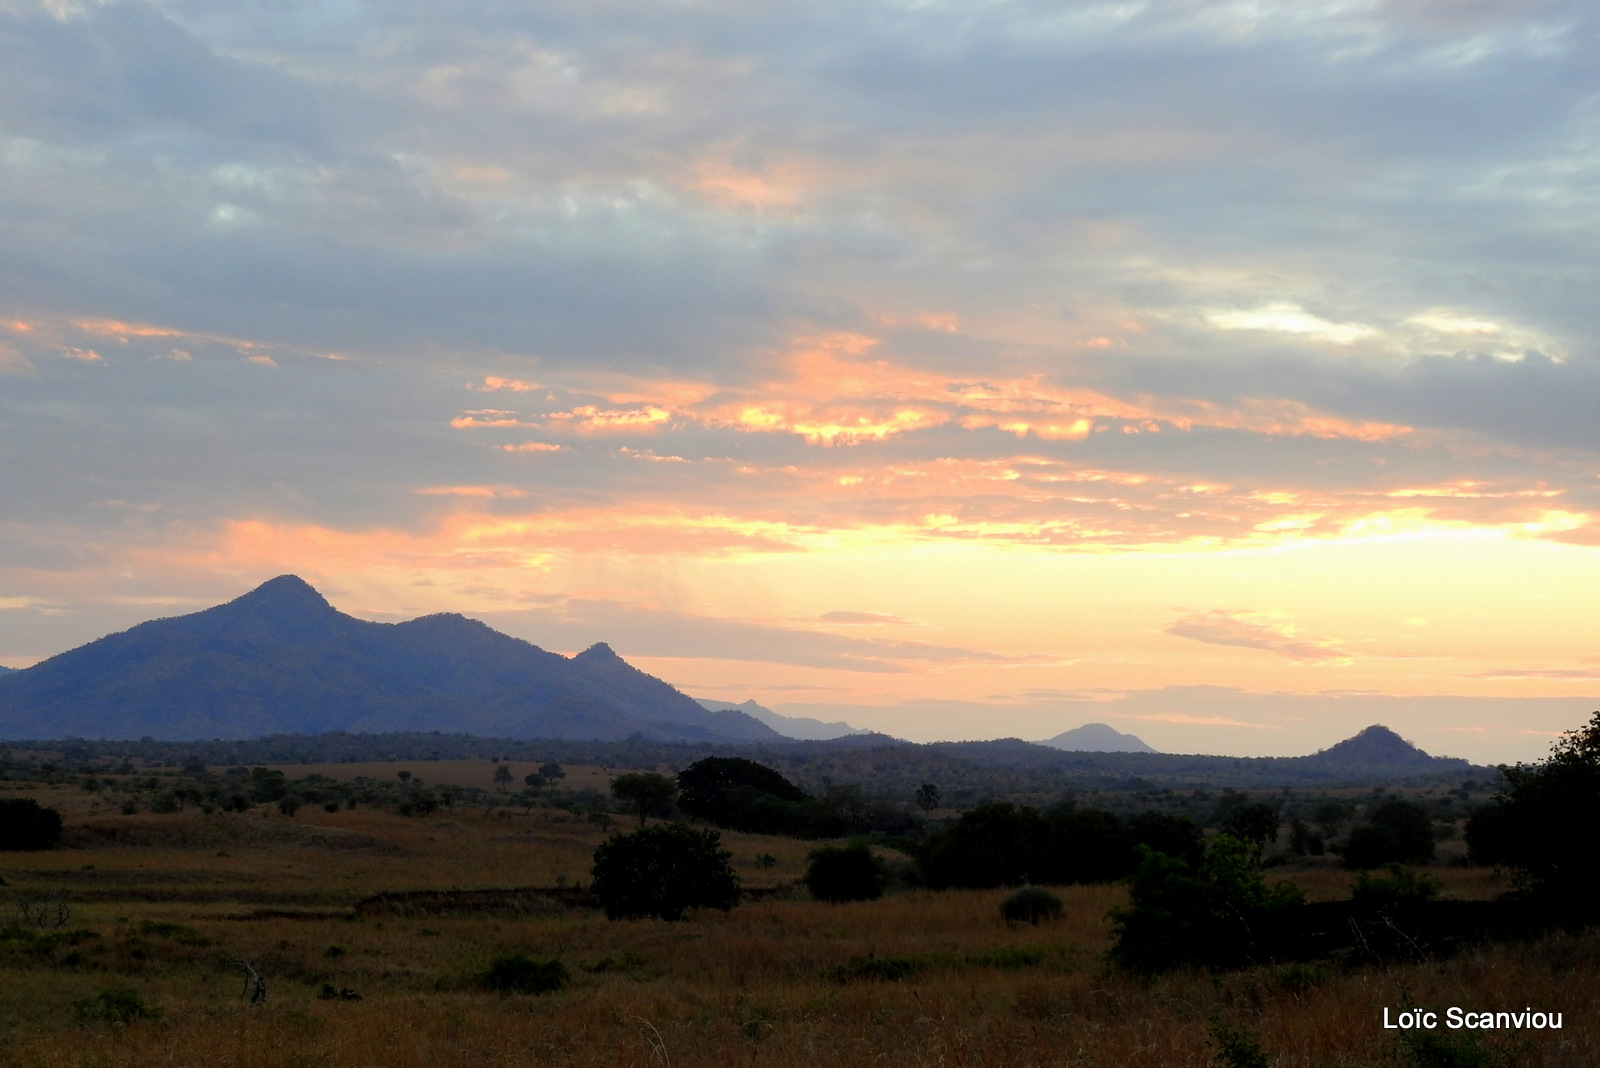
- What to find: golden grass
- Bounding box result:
[246,761,624,796]
[0,800,1593,1068]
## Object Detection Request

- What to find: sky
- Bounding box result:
[3,0,1600,761]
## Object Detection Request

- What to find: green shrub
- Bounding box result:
[1108,835,1305,974]
[484,953,569,994]
[1209,1019,1269,1068]
[137,921,209,946]
[826,955,923,982]
[0,798,63,851]
[999,886,1063,925]
[73,987,161,1026]
[804,842,886,903]
[1350,864,1441,907]
[971,945,1046,969]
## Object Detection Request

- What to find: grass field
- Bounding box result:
[0,782,1594,1068]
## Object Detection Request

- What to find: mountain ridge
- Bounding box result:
[696,698,870,740]
[0,576,779,743]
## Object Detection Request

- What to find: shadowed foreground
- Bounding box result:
[0,788,1594,1068]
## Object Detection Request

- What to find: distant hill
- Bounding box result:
[1039,722,1156,753]
[0,576,780,743]
[1299,724,1442,771]
[696,698,870,741]
[0,665,17,675]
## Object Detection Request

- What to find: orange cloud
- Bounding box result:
[1166,609,1350,662]
[477,376,541,392]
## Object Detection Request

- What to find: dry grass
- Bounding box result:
[0,798,1593,1068]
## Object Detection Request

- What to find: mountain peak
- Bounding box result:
[233,575,334,612]
[575,642,619,662]
[1311,724,1436,766]
[1040,721,1157,753]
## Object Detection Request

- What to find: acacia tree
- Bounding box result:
[611,772,678,826]
[492,764,513,791]
[590,823,740,921]
[914,783,940,814]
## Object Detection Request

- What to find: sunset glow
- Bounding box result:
[3,0,1599,760]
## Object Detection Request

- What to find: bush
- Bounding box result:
[826,955,923,982]
[73,987,161,1025]
[999,886,1063,925]
[591,822,741,921]
[1210,1020,1270,1068]
[1108,835,1305,974]
[0,798,62,851]
[1350,864,1441,907]
[804,842,886,903]
[484,953,569,994]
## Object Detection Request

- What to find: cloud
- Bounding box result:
[1165,609,1350,662]
[818,611,914,626]
[485,599,1020,674]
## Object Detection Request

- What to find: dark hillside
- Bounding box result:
[0,576,777,744]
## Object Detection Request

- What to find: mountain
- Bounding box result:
[0,576,780,743]
[1039,722,1157,753]
[0,665,17,675]
[1297,724,1452,773]
[696,698,870,741]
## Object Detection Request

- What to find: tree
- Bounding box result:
[676,757,843,838]
[1465,710,1600,915]
[591,823,741,921]
[611,772,678,827]
[1037,806,1135,885]
[918,803,1046,889]
[1343,799,1434,869]
[493,764,513,791]
[523,772,545,789]
[1128,812,1205,868]
[804,842,887,903]
[914,783,940,813]
[0,798,63,851]
[1217,800,1281,855]
[538,762,565,781]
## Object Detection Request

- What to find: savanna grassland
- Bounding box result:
[1,774,1596,1068]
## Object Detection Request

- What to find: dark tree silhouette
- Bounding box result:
[1466,710,1600,916]
[0,798,62,851]
[1344,799,1435,869]
[1217,800,1281,854]
[675,757,842,837]
[492,764,513,791]
[804,842,887,903]
[591,823,741,921]
[915,783,940,813]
